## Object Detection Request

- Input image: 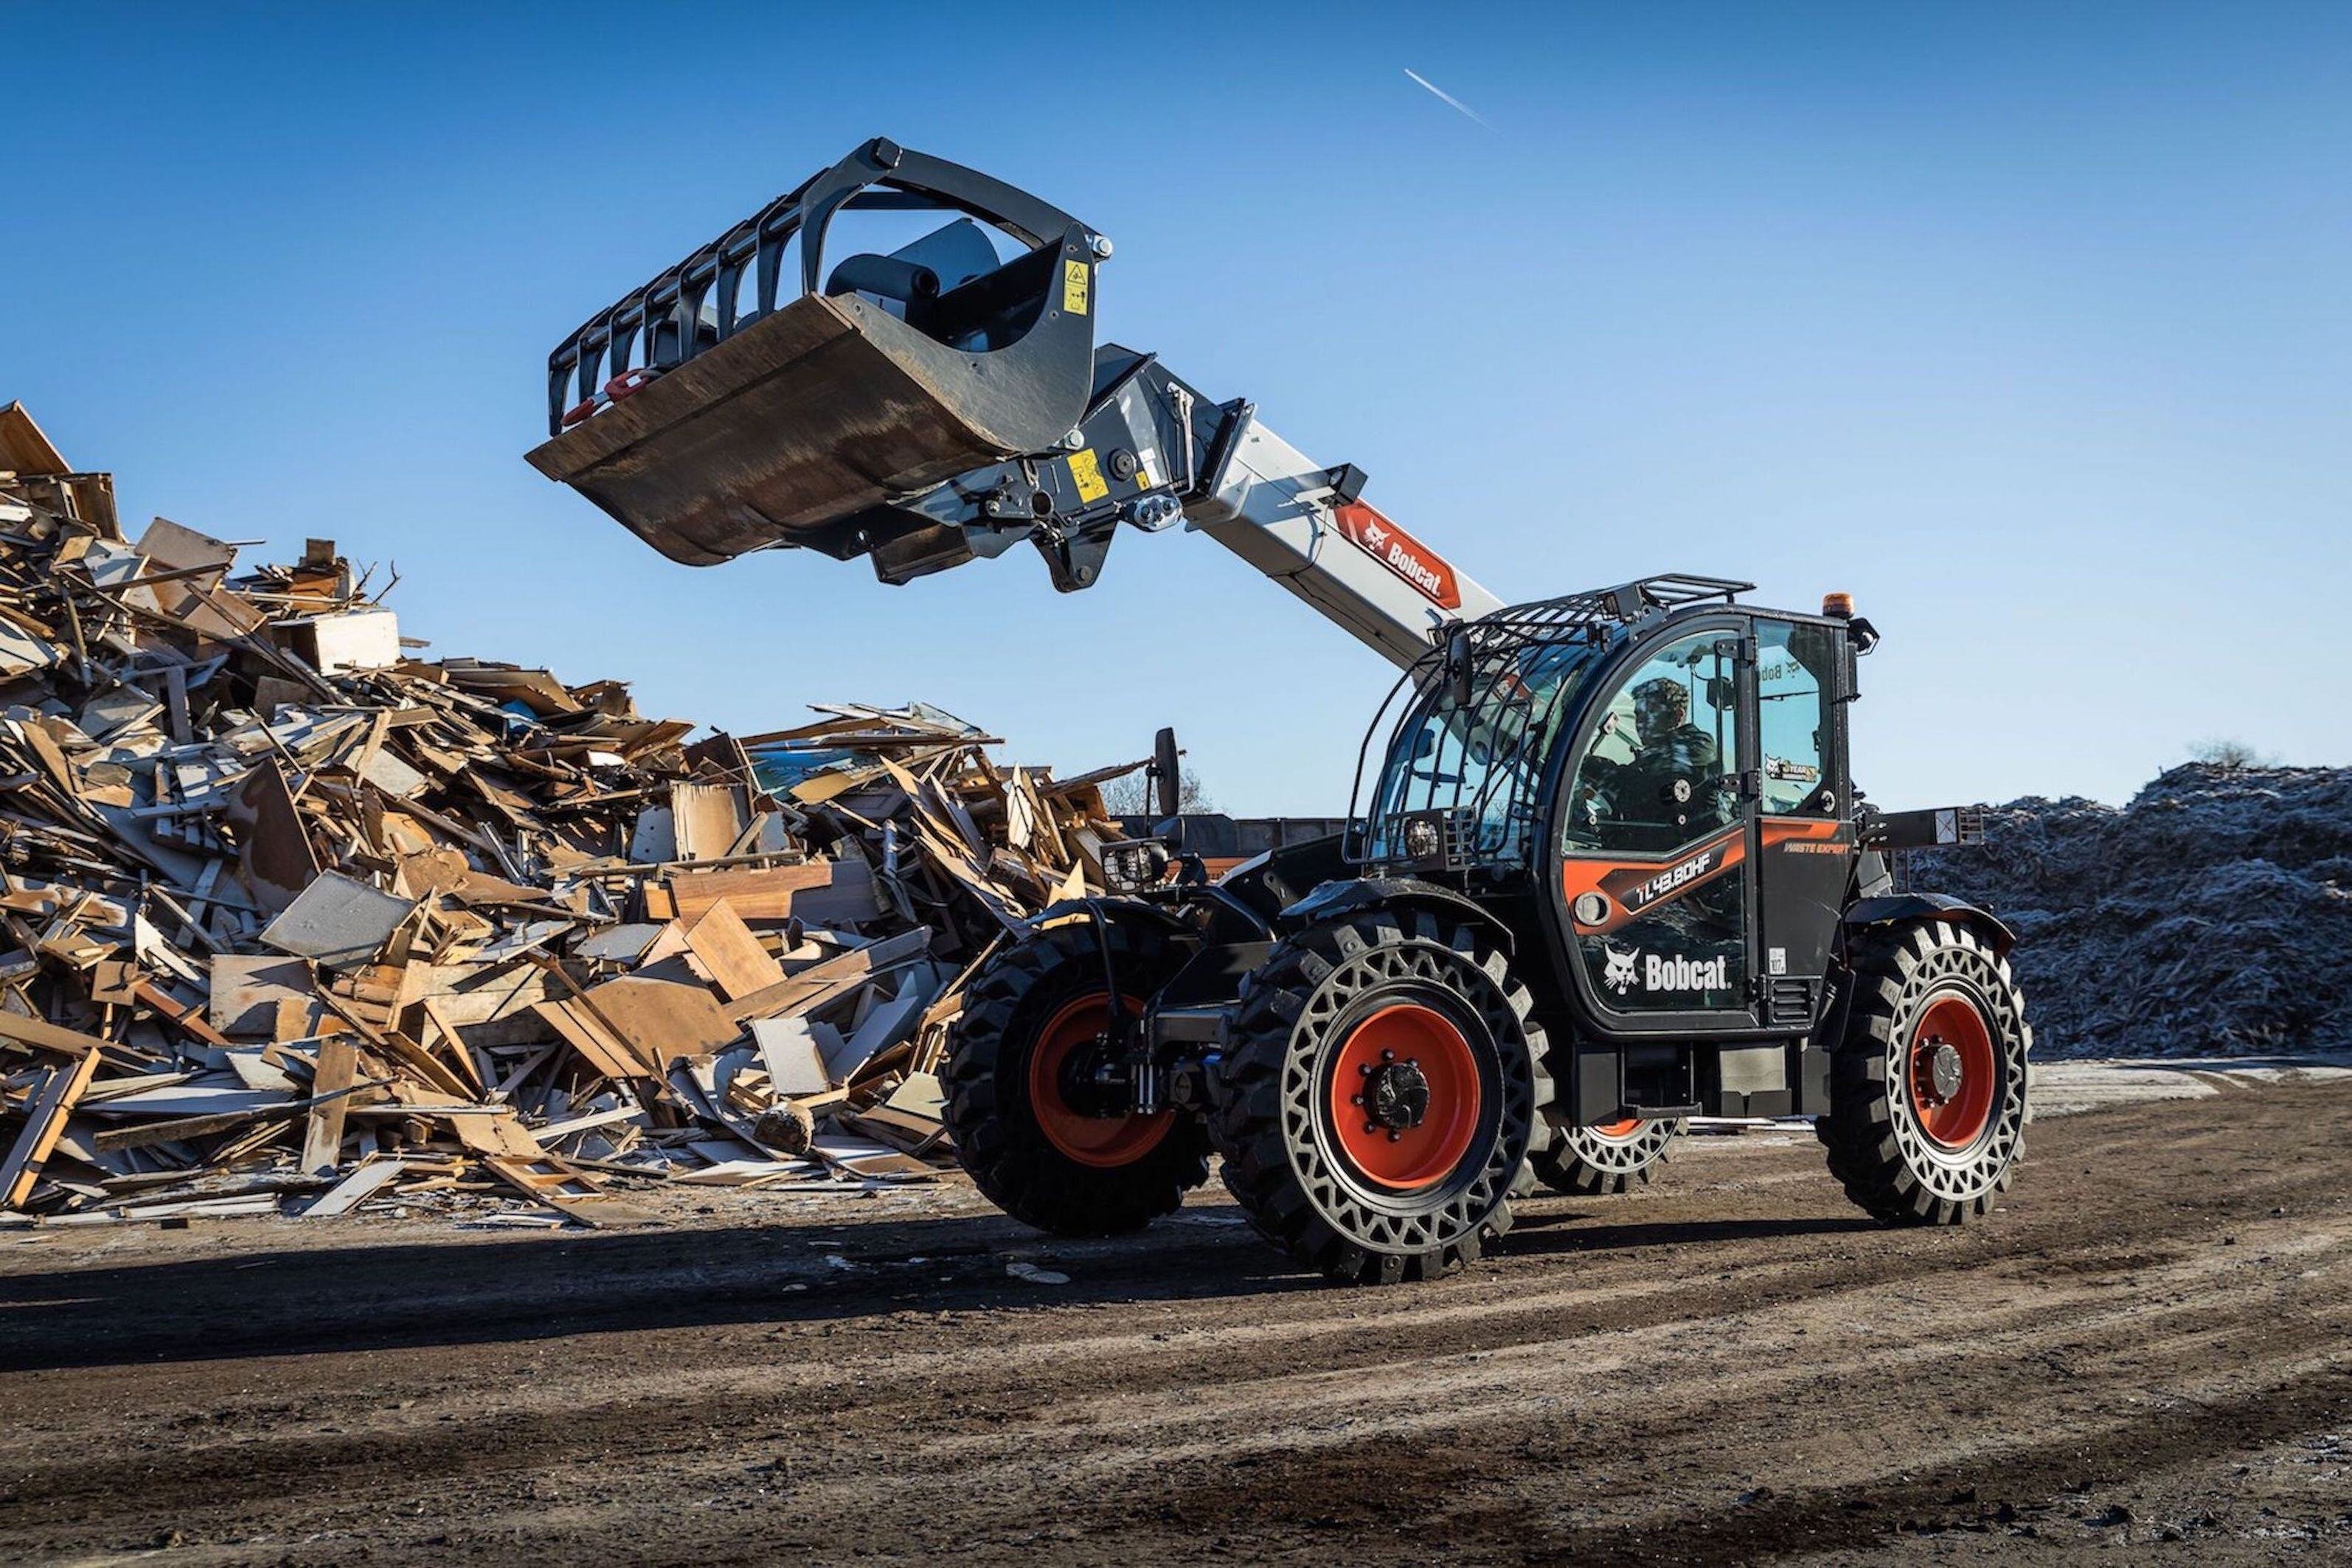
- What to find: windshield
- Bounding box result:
[1362,638,1599,867]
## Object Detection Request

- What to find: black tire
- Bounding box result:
[944,920,1210,1236]
[1819,920,2030,1225]
[1209,908,1553,1285]
[1527,1117,1685,1196]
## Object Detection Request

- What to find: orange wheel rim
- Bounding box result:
[1327,1003,1482,1191]
[1590,1117,1642,1138]
[1909,993,1997,1149]
[1025,993,1173,1169]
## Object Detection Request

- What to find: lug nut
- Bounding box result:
[1381,1049,1395,1063]
[1350,1095,1364,1107]
[1387,1130,1402,1142]
[1364,1122,1379,1135]
[1359,1063,1375,1076]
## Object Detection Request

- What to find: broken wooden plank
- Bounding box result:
[659,858,881,925]
[681,901,784,1001]
[0,1008,111,1060]
[301,1037,358,1174]
[1,1050,103,1207]
[722,926,932,1024]
[301,1156,407,1218]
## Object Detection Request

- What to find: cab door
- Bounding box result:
[1750,617,1856,1027]
[1555,620,1759,1033]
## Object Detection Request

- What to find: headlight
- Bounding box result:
[1404,816,1442,862]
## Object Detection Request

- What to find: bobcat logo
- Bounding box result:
[1361,518,1390,549]
[1602,943,1640,996]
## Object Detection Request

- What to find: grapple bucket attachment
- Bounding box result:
[527,139,1101,568]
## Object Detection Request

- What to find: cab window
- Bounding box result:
[1370,639,1595,863]
[1757,620,1836,816]
[1564,631,1740,856]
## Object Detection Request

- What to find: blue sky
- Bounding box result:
[10,1,2347,814]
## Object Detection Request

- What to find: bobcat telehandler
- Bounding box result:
[530,139,2030,1283]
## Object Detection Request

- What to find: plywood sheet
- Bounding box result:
[681,901,784,1001]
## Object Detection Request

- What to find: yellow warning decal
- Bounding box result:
[1068,448,1109,503]
[1062,258,1090,316]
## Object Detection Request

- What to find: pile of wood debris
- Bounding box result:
[0,403,1138,1227]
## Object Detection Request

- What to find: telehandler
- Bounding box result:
[530,139,2030,1283]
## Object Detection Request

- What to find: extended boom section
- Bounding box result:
[530,137,1497,670]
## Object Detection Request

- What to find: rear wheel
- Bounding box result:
[1819,920,2030,1224]
[944,920,1210,1235]
[1527,1116,1684,1196]
[1210,909,1552,1285]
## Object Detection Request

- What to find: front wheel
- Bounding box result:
[1819,920,2030,1224]
[1210,909,1553,1285]
[944,920,1210,1235]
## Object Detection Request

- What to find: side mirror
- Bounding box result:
[1446,628,1475,709]
[1152,726,1182,822]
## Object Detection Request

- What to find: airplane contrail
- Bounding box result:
[1404,69,1494,131]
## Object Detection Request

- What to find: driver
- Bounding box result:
[1586,676,1730,849]
[1628,676,1718,781]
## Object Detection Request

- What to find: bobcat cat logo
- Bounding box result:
[1602,943,1640,995]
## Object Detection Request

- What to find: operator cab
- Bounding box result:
[1351,573,1867,1123]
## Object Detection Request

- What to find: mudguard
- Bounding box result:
[1842,892,2016,957]
[1280,876,1518,955]
[1025,894,1196,943]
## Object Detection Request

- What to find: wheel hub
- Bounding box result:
[1906,993,2001,1151]
[1918,1039,1966,1103]
[1026,993,1173,1169]
[1356,1055,1432,1134]
[1325,1002,1485,1190]
[1053,1030,1125,1117]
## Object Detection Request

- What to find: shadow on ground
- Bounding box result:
[0,1198,1885,1374]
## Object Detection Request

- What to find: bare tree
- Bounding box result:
[2185,738,2276,771]
[1103,765,1214,817]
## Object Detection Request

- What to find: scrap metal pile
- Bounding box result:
[0,404,1137,1226]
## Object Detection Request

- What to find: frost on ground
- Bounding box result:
[1909,763,2352,1060]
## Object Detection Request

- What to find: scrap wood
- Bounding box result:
[300,1037,358,1173]
[479,1155,659,1227]
[89,1073,394,1154]
[0,1050,102,1206]
[300,1156,408,1218]
[723,926,932,1024]
[532,993,654,1080]
[0,406,1139,1222]
[656,858,880,924]
[0,1009,114,1060]
[681,901,784,1000]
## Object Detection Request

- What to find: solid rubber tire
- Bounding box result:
[1210,908,1553,1285]
[1527,1117,1685,1196]
[1817,920,2031,1225]
[944,920,1210,1236]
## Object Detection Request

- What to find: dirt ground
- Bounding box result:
[2,1075,2349,1566]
